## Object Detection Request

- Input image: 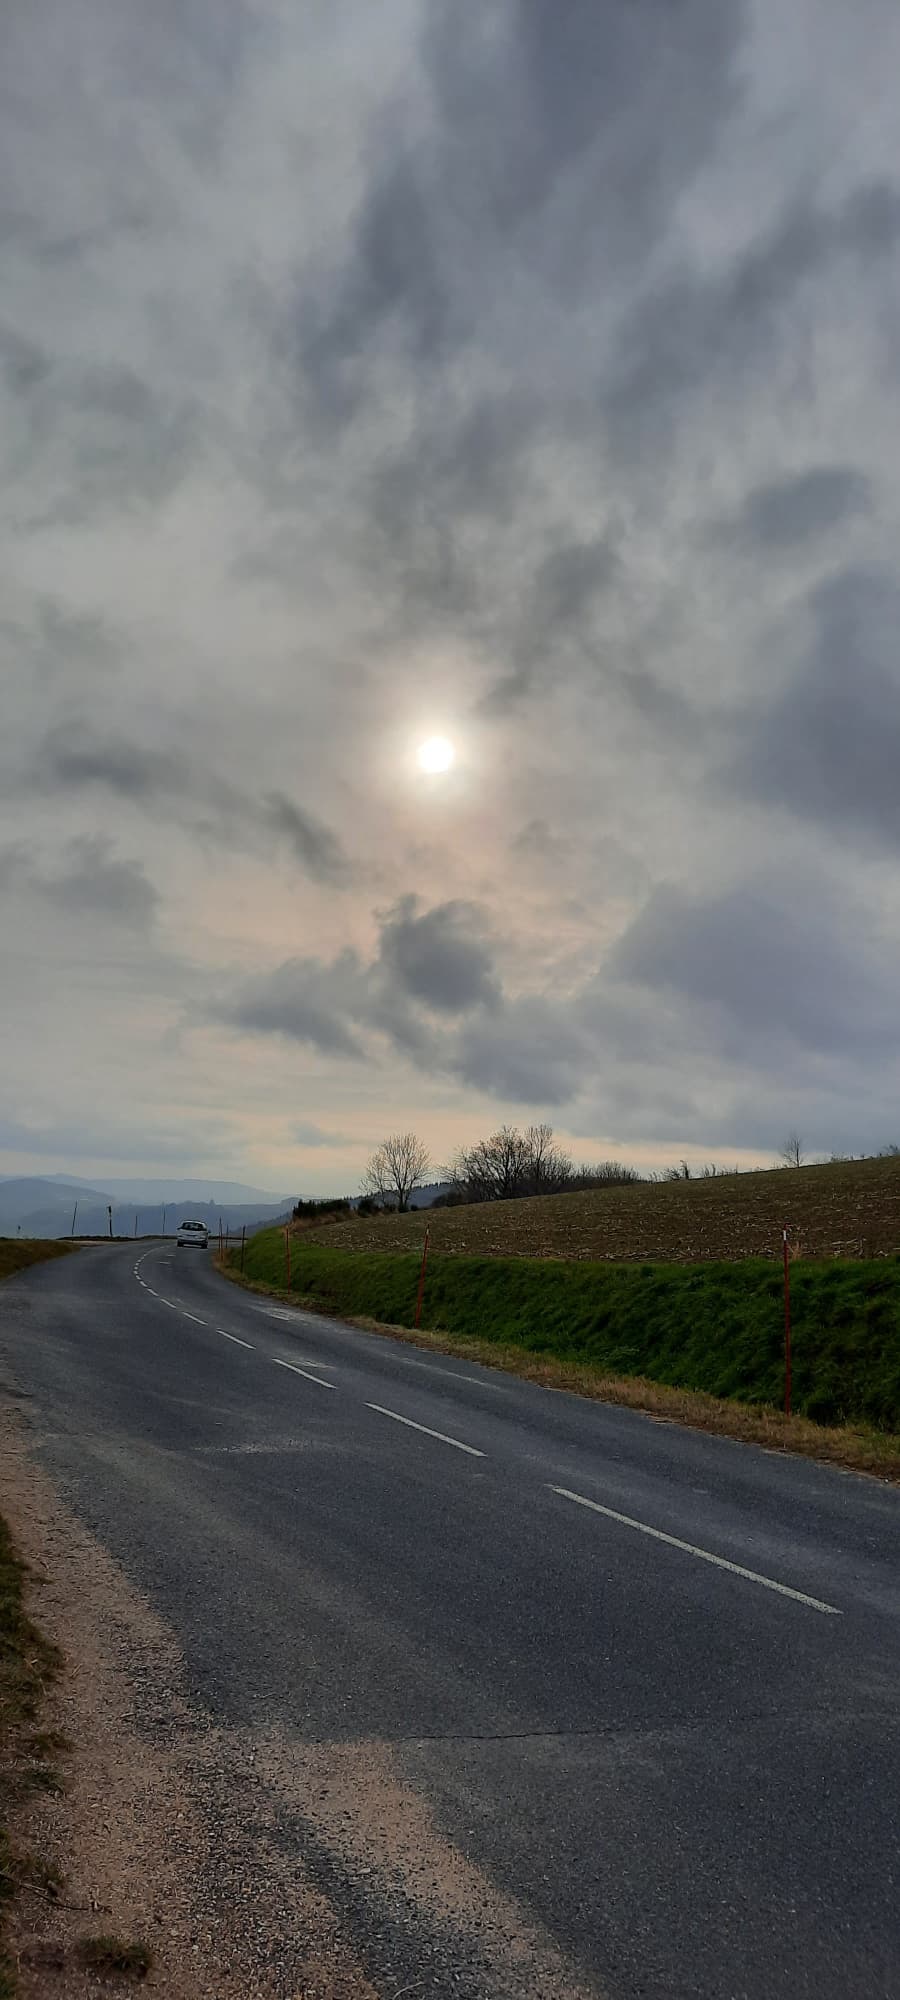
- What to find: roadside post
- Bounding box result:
[70,1203,78,1239]
[107,1204,113,1240]
[414,1227,431,1328]
[783,1227,792,1418]
[284,1226,292,1290]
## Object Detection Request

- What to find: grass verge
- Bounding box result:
[0,1242,75,1284]
[221,1235,900,1481]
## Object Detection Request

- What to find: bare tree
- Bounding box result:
[446,1124,574,1204]
[778,1131,804,1169]
[361,1132,431,1212]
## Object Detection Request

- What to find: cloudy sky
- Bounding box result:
[4,0,900,1194]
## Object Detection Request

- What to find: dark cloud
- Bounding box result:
[610,867,897,1056]
[720,466,873,552]
[482,535,621,709]
[729,568,900,849]
[222,955,366,1059]
[378,896,500,1013]
[0,836,158,926]
[293,1121,353,1149]
[454,997,589,1105]
[512,819,573,864]
[607,183,900,452]
[262,793,350,886]
[0,319,50,394]
[424,0,745,264]
[220,898,501,1061]
[32,727,350,884]
[5,599,123,682]
[39,729,188,799]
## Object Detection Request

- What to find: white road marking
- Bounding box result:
[273,1357,336,1390]
[180,1310,207,1325]
[549,1486,841,1616]
[219,1330,255,1350]
[366,1404,485,1458]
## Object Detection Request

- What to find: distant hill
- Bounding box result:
[0,1175,296,1241]
[43,1175,292,1206]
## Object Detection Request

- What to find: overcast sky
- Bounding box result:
[4,0,900,1194]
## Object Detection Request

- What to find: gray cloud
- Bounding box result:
[607,183,900,453]
[222,954,367,1059]
[454,997,589,1106]
[0,836,158,926]
[220,898,501,1062]
[262,793,350,886]
[293,1121,353,1149]
[378,897,500,1014]
[729,568,900,849]
[38,729,188,800]
[31,727,350,884]
[424,0,745,266]
[610,867,897,1057]
[721,465,873,552]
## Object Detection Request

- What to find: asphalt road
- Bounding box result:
[2,1241,900,1998]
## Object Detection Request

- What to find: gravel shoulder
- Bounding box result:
[0,1400,377,2000]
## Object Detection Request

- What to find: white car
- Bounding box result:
[176,1219,209,1249]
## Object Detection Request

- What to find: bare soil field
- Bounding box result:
[300,1155,900,1263]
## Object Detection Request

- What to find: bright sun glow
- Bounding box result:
[416,735,456,774]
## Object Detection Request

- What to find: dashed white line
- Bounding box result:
[548,1486,841,1616]
[273,1357,336,1390]
[366,1404,485,1458]
[179,1310,207,1325]
[219,1330,255,1350]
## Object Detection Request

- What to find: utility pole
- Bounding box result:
[70,1202,78,1239]
[107,1204,113,1240]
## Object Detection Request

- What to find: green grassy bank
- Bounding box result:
[234,1230,900,1432]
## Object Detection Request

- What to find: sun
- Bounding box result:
[416,735,456,774]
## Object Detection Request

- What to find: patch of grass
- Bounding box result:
[294,1152,900,1263]
[80,1935,153,1979]
[225,1231,900,1472]
[10,1851,65,1901]
[25,1730,71,1759]
[0,1241,76,1283]
[11,1763,65,1800]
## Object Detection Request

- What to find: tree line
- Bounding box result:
[359,1125,640,1213]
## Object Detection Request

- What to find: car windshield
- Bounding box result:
[180,1222,204,1231]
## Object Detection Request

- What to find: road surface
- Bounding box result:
[2,1241,899,1998]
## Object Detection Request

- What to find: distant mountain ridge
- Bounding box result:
[12,1174,292,1205]
[0,1175,296,1240]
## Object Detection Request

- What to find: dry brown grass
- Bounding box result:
[219,1264,900,1483]
[0,1242,76,1283]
